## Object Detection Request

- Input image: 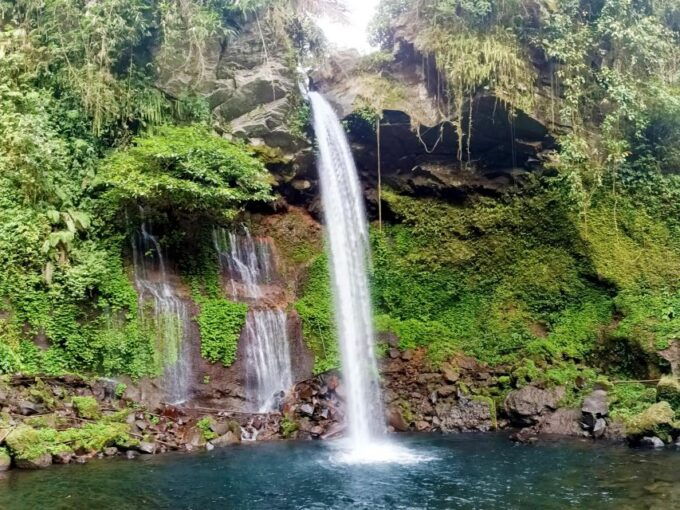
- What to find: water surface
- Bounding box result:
[1,434,678,509]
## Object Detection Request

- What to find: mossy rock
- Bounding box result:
[71,396,101,420]
[5,425,49,460]
[625,401,676,440]
[656,376,680,412]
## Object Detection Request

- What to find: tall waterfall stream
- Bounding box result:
[310,92,401,461]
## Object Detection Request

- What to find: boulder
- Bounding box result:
[436,398,493,433]
[510,427,539,444]
[210,431,240,448]
[581,389,609,429]
[53,451,74,464]
[504,386,565,426]
[538,408,584,436]
[103,447,119,457]
[415,420,430,432]
[640,436,665,449]
[17,400,44,416]
[125,450,139,460]
[16,453,52,469]
[386,407,410,432]
[183,426,207,448]
[137,441,157,455]
[437,385,456,398]
[212,421,231,437]
[656,376,680,411]
[592,418,607,439]
[441,363,460,383]
[626,402,675,437]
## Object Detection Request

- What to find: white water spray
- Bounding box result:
[132,222,192,405]
[214,227,293,412]
[310,92,385,450]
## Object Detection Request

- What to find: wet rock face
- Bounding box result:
[380,351,502,434]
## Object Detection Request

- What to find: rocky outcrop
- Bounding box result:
[311,26,557,204]
[504,385,565,426]
[155,23,306,156]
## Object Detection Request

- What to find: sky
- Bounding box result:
[315,0,380,54]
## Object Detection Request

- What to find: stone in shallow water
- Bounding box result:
[16,453,52,469]
[386,407,410,432]
[539,408,583,437]
[505,385,564,426]
[582,390,609,430]
[640,436,665,449]
[137,442,157,454]
[210,431,239,448]
[53,451,74,464]
[592,418,607,438]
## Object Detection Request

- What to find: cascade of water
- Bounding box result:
[132,222,192,405]
[214,227,292,412]
[309,92,385,449]
[213,227,276,300]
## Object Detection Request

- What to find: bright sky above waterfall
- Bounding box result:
[316,0,380,53]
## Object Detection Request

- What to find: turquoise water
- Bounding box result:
[1,434,678,509]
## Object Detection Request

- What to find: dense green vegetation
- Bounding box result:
[0,0,318,376]
[295,254,340,374]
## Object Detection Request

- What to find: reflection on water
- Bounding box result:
[1,434,679,509]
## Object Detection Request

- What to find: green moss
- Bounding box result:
[101,408,131,423]
[0,447,9,464]
[71,396,101,420]
[5,426,48,460]
[657,376,680,413]
[114,383,127,398]
[371,188,616,366]
[194,296,247,367]
[294,254,340,374]
[625,401,676,439]
[609,382,658,423]
[197,417,217,441]
[280,414,299,439]
[58,422,135,452]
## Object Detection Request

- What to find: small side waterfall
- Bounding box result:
[214,228,292,412]
[132,223,192,405]
[309,92,385,450]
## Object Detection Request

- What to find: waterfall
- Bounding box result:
[132,223,192,405]
[214,227,292,412]
[309,92,385,449]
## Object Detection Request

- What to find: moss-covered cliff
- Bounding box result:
[0,0,679,463]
